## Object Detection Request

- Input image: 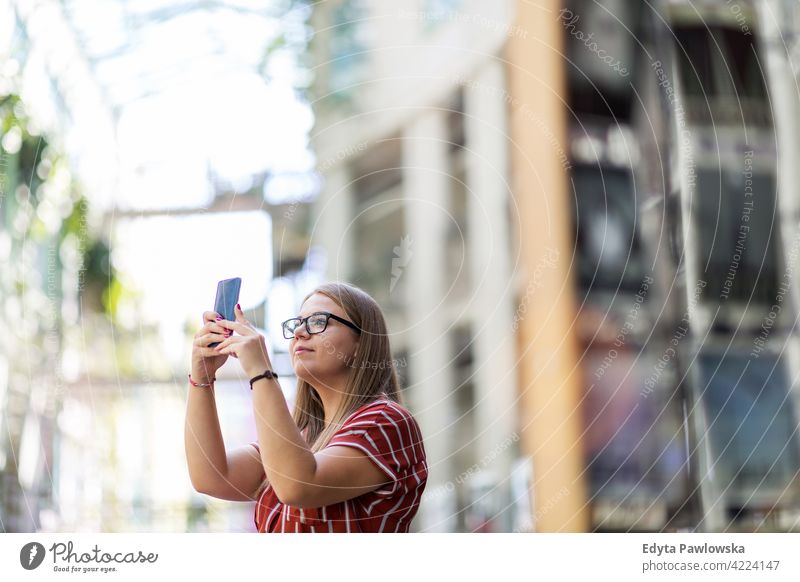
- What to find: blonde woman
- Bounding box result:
[185,282,428,532]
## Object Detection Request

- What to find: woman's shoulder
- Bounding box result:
[339,398,424,450]
[344,395,415,425]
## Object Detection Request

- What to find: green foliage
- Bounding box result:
[1,91,124,319]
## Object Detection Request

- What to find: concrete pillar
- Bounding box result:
[314,164,354,281]
[403,109,459,532]
[463,59,519,531]
[757,0,800,476]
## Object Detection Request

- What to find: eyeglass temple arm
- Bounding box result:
[328,314,361,334]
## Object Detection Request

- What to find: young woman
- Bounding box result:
[184,282,428,532]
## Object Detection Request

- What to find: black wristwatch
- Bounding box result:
[249,369,279,389]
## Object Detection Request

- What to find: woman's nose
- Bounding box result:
[293,325,310,339]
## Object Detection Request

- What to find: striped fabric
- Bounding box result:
[251,397,428,533]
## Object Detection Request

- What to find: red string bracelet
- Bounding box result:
[188,373,215,388]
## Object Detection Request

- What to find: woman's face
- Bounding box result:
[289,293,360,388]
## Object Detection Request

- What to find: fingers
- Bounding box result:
[232,305,257,330]
[203,310,222,323]
[211,322,231,335]
[217,319,253,334]
[195,332,229,348]
[202,312,236,334]
[196,347,226,358]
[213,337,230,351]
[234,304,249,323]
[195,318,230,338]
[213,336,242,353]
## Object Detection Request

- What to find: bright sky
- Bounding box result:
[116,71,315,210]
[1,0,317,370]
[113,212,273,365]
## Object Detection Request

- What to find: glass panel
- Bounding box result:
[572,165,646,293]
[695,169,779,304]
[716,27,769,99]
[697,351,800,508]
[352,204,406,309]
[675,26,714,98]
[582,347,689,530]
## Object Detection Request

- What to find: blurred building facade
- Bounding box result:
[546,0,800,532]
[310,0,800,532]
[309,0,523,532]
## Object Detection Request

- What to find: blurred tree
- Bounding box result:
[0,89,122,531]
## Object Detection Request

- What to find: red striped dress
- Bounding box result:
[250,396,428,533]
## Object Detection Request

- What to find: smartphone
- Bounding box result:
[210,277,241,348]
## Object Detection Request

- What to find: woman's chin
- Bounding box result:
[293,363,318,383]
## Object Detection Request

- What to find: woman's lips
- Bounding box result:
[295,348,313,354]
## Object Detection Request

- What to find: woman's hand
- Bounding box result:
[214,305,273,378]
[190,311,233,382]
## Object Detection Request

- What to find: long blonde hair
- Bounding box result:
[254,282,403,500]
[293,281,403,452]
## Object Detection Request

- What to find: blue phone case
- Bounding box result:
[210,277,241,348]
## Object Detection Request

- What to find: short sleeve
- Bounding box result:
[326,403,414,483]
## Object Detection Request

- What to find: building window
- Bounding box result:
[694,168,779,306]
[422,0,463,31]
[582,346,690,531]
[328,1,369,101]
[571,164,647,295]
[446,156,469,301]
[674,24,771,126]
[448,88,466,152]
[352,200,406,310]
[696,350,800,512]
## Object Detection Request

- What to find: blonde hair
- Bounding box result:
[294,281,404,451]
[254,282,403,499]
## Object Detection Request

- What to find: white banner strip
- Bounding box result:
[1,533,798,581]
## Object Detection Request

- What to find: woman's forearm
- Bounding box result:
[251,377,316,503]
[184,381,229,492]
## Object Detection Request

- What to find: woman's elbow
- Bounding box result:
[273,483,312,507]
[187,469,216,497]
[189,476,210,496]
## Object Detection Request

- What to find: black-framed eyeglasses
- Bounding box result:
[281,311,362,339]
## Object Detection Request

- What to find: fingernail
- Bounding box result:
[215,315,222,320]
[236,303,241,311]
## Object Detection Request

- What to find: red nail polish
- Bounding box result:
[236,303,241,311]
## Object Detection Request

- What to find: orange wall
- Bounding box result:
[506,0,590,532]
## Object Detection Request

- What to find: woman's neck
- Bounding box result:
[314,382,346,426]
